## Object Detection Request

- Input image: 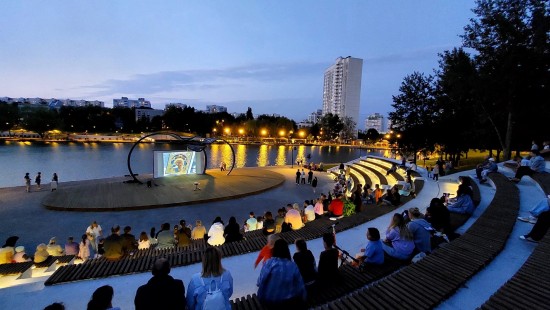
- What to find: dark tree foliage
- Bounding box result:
[319,113,343,141]
[246,107,254,120]
[24,108,60,138]
[462,0,550,159]
[389,72,438,162]
[0,102,19,132]
[364,128,380,142]
[433,48,478,164]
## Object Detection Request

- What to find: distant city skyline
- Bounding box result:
[0,1,477,128]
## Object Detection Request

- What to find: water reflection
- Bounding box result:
[275,145,287,166]
[257,145,269,167]
[235,144,246,168]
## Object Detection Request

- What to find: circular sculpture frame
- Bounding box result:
[127,132,236,184]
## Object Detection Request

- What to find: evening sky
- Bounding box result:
[0,1,476,128]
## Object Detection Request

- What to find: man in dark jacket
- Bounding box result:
[135,258,186,310]
[103,226,123,260]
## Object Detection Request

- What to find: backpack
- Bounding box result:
[200,274,225,310]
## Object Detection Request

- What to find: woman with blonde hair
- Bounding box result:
[186,247,234,310]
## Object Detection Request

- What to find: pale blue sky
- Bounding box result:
[0,1,476,128]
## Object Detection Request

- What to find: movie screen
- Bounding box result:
[153,151,197,177]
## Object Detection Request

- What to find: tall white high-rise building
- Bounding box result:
[322,56,363,133]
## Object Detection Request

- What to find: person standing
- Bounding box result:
[432,165,439,181]
[51,173,58,192]
[307,170,313,184]
[86,221,103,255]
[24,173,31,192]
[35,172,42,190]
[295,169,301,185]
[311,177,318,193]
[301,169,306,184]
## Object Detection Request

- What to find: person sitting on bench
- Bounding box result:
[511,149,545,182]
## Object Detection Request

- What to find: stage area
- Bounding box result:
[42,168,285,211]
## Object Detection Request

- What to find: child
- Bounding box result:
[427,166,432,178]
[79,234,91,261]
[355,227,384,267]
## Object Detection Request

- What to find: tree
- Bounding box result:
[389,72,438,163]
[0,102,19,134]
[433,48,478,165]
[24,108,60,138]
[364,128,380,142]
[246,107,254,120]
[340,117,357,141]
[319,113,343,141]
[462,0,550,159]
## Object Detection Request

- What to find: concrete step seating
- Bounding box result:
[479,172,550,310]
[354,162,388,187]
[45,161,424,286]
[362,158,403,184]
[230,176,479,309]
[349,163,381,187]
[311,173,518,310]
[0,255,75,280]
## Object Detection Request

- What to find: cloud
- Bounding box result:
[80,62,327,97]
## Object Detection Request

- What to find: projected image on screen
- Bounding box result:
[163,152,196,176]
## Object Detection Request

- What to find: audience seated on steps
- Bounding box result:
[121,226,137,254]
[13,246,31,262]
[518,195,550,224]
[520,210,550,243]
[34,243,50,263]
[479,157,498,183]
[317,233,339,283]
[446,182,475,215]
[304,200,316,222]
[406,208,433,254]
[137,232,150,250]
[262,211,276,235]
[285,204,304,230]
[381,185,401,206]
[46,237,64,256]
[425,198,451,236]
[134,258,186,310]
[223,216,243,243]
[257,239,307,309]
[354,227,384,268]
[0,236,18,264]
[399,176,416,197]
[293,238,317,290]
[64,237,79,256]
[207,217,225,246]
[255,234,279,269]
[191,220,206,240]
[88,285,121,310]
[327,193,344,218]
[103,226,124,260]
[511,149,546,182]
[382,213,415,260]
[186,247,234,310]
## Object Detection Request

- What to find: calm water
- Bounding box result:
[0,141,384,188]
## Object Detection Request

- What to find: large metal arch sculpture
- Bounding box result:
[127,131,235,184]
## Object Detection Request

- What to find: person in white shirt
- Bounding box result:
[208,217,225,246]
[304,200,315,222]
[86,221,103,253]
[246,212,258,231]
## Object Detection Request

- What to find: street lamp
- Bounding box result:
[291,146,297,168]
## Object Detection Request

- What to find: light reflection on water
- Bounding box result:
[0,141,383,187]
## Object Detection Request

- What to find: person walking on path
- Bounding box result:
[311,177,318,193]
[35,172,42,190]
[24,173,31,192]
